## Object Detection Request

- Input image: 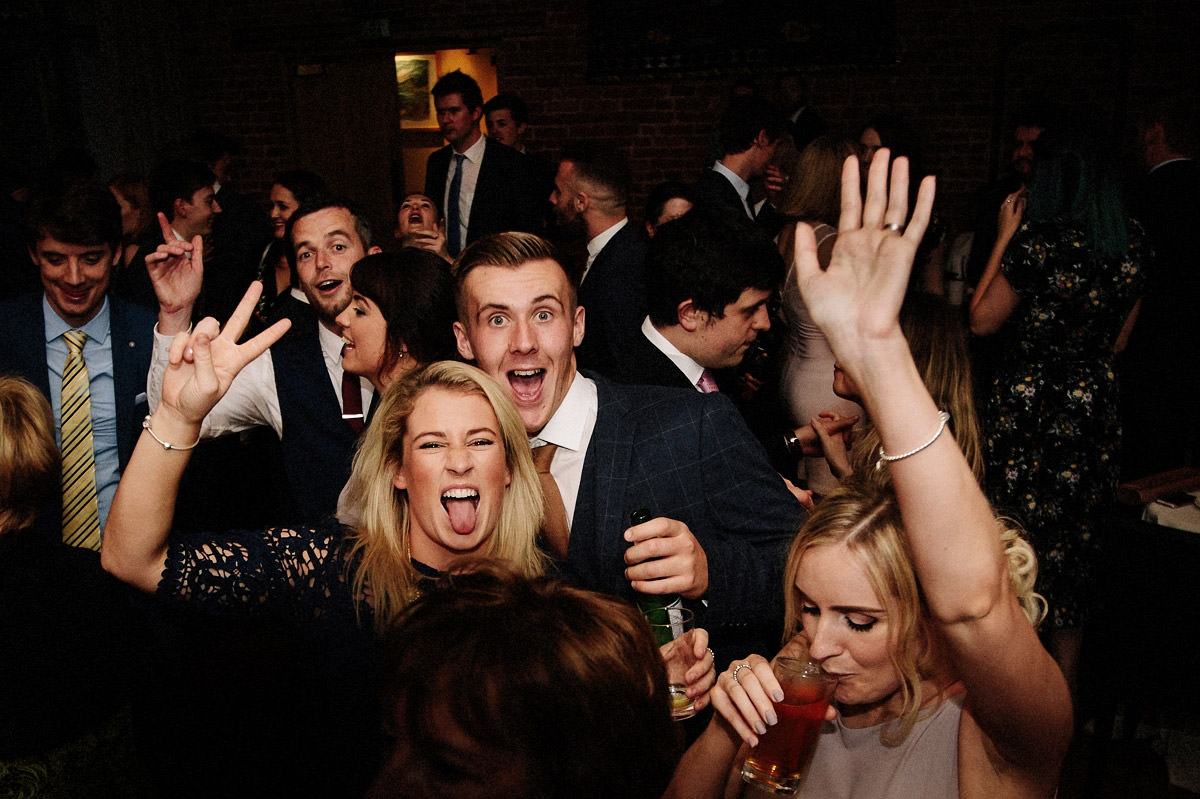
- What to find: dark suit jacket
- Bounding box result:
[424,138,543,245]
[0,292,154,538]
[567,373,804,663]
[693,168,784,238]
[575,221,648,377]
[611,328,695,391]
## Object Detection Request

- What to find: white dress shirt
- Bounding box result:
[640,316,706,391]
[583,217,628,282]
[147,298,372,438]
[443,134,488,247]
[528,372,598,528]
[712,161,755,219]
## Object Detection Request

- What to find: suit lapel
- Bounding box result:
[577,375,636,569]
[109,299,149,469]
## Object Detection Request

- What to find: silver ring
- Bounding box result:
[882,223,903,232]
[732,663,751,685]
[707,647,715,662]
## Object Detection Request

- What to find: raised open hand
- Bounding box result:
[793,150,935,368]
[159,282,290,425]
[145,212,205,334]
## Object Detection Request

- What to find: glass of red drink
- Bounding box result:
[740,656,835,793]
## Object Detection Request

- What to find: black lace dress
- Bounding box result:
[148,518,380,798]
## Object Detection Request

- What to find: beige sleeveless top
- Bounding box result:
[794,693,963,799]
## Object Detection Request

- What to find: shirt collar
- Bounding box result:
[459,134,488,164]
[529,371,597,452]
[586,217,628,261]
[640,316,705,390]
[44,294,111,346]
[1149,157,1193,174]
[317,316,345,366]
[712,161,750,203]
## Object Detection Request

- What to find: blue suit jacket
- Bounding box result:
[575,221,648,376]
[567,373,803,660]
[0,292,154,538]
[424,138,544,244]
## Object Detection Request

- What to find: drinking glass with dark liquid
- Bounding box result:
[740,656,836,793]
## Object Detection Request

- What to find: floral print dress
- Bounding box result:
[984,219,1147,627]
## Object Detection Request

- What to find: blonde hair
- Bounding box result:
[850,293,984,484]
[782,478,1045,744]
[343,361,548,632]
[778,135,861,226]
[0,376,60,534]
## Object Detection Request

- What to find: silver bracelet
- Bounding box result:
[876,410,951,471]
[142,415,200,451]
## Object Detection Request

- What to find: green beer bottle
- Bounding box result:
[630,508,684,646]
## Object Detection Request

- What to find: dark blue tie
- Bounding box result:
[447,153,466,256]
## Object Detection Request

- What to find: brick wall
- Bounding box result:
[9,0,1194,235]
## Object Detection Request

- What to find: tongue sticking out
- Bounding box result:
[445,498,478,534]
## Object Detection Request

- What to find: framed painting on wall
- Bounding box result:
[395,54,438,129]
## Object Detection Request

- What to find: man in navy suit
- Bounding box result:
[0,181,154,542]
[452,232,808,664]
[694,95,788,238]
[616,205,803,474]
[424,70,542,256]
[550,143,647,376]
[615,206,779,393]
[145,196,379,523]
[1122,99,1200,478]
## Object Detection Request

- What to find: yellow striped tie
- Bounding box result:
[61,329,101,550]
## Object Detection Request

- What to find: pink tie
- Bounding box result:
[697,369,719,394]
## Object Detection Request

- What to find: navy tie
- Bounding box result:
[447,153,466,256]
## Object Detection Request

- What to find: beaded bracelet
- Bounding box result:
[876,410,951,471]
[142,415,200,451]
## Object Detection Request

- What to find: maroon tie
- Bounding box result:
[697,369,719,394]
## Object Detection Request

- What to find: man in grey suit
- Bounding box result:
[452,232,808,664]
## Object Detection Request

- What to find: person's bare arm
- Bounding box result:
[102,285,290,592]
[797,151,1072,782]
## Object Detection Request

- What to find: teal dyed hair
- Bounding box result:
[1024,126,1129,260]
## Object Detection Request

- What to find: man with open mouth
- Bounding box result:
[452,231,807,666]
[145,195,381,524]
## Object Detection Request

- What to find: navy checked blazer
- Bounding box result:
[566,373,804,662]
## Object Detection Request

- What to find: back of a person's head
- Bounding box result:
[372,562,680,799]
[148,159,215,218]
[560,141,630,209]
[1139,95,1199,158]
[108,173,152,237]
[24,180,122,251]
[273,169,328,207]
[0,376,60,534]
[644,180,694,227]
[718,95,787,156]
[779,134,859,224]
[645,203,783,325]
[849,293,983,483]
[1025,123,1128,259]
[431,69,484,110]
